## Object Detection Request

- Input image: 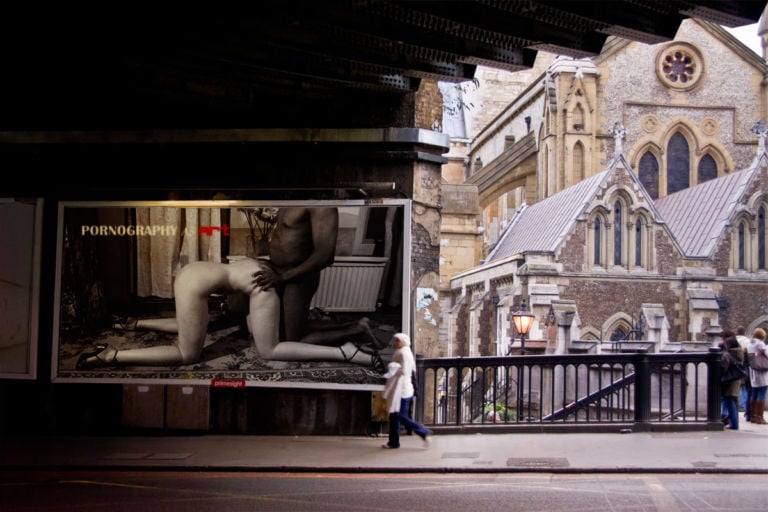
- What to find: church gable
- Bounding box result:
[719,154,768,274]
[573,156,677,273]
[487,170,608,262]
[597,19,765,179]
[490,147,676,273]
[655,143,767,263]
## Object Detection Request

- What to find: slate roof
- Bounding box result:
[654,168,750,258]
[486,169,609,261]
[485,153,763,264]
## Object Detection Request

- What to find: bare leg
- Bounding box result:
[299,317,384,349]
[279,276,318,341]
[115,262,224,365]
[76,261,230,369]
[76,259,384,370]
[113,316,179,332]
[249,287,384,369]
[133,318,179,333]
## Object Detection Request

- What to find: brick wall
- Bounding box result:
[563,277,683,341]
[559,222,587,272]
[415,79,444,130]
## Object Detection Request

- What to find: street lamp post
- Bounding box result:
[511,299,535,422]
[511,299,535,355]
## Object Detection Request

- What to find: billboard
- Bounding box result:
[0,198,43,379]
[52,200,410,389]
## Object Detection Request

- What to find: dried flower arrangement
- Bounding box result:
[237,207,279,256]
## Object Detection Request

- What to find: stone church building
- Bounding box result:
[439,16,768,357]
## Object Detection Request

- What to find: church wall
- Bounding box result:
[463,53,557,141]
[597,20,763,171]
[711,230,734,278]
[454,298,470,357]
[439,183,482,293]
[470,94,547,176]
[558,222,587,273]
[443,140,470,184]
[560,277,684,342]
[718,281,768,333]
[416,79,444,130]
[654,229,685,276]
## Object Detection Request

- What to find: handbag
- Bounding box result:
[748,350,768,371]
[721,359,747,384]
[411,370,419,397]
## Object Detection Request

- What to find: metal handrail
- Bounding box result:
[415,349,722,431]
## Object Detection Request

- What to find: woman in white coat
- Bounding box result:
[381,333,432,449]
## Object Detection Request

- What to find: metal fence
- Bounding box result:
[414,349,723,432]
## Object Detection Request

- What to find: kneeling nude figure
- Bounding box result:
[76,258,385,371]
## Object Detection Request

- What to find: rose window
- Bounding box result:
[656,43,703,91]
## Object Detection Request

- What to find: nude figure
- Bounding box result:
[75,258,385,371]
[253,206,382,347]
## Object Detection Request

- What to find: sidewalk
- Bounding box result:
[2,421,768,474]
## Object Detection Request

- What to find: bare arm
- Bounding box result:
[254,208,338,289]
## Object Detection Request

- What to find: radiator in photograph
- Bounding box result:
[309,256,389,312]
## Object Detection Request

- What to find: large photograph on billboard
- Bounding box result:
[52,200,410,389]
[0,198,42,380]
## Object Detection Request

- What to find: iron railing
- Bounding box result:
[414,349,723,432]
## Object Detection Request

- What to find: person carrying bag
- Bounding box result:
[745,328,768,424]
[719,331,745,430]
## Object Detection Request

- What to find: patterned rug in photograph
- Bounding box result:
[57,323,389,386]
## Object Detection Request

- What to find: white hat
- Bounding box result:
[383,361,401,379]
[393,333,411,347]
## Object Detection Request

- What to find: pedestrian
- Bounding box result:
[719,330,744,430]
[381,333,432,449]
[746,328,768,424]
[735,326,752,421]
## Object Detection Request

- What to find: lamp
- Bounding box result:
[511,299,535,354]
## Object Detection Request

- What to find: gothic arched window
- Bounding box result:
[610,327,629,342]
[759,206,766,270]
[638,151,659,199]
[667,133,690,194]
[697,154,717,183]
[594,217,602,265]
[635,219,643,267]
[614,201,623,265]
[738,221,746,270]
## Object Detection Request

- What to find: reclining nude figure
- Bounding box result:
[75,258,385,371]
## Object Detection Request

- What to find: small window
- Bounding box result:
[610,327,629,342]
[759,207,766,270]
[668,133,690,194]
[697,154,717,184]
[614,201,622,266]
[738,222,746,270]
[639,152,659,200]
[635,219,642,267]
[594,217,602,265]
